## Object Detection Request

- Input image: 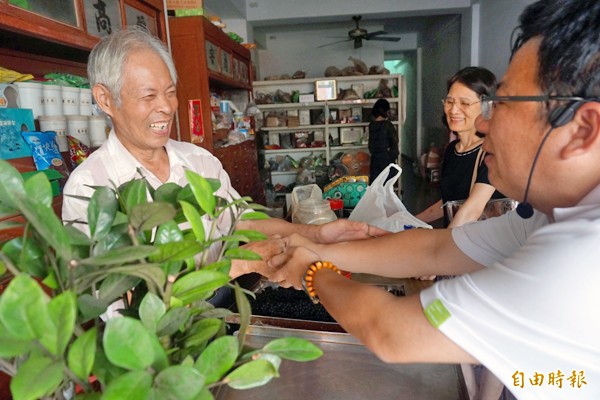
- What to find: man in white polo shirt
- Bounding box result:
[269,1,600,399]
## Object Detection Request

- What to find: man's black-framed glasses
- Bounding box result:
[480,95,587,120]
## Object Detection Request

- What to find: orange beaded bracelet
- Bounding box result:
[302,261,341,304]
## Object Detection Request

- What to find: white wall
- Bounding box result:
[255,25,417,80]
[477,0,537,79]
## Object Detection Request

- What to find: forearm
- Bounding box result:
[314,269,477,364]
[238,218,318,240]
[415,199,443,223]
[308,228,481,278]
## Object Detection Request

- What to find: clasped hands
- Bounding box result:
[230,219,389,286]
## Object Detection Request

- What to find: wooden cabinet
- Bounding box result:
[168,15,252,149]
[169,16,265,204]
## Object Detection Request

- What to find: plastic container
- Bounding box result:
[39,115,68,152]
[41,84,63,116]
[15,81,44,119]
[292,199,337,225]
[66,115,90,147]
[79,88,93,115]
[88,115,107,147]
[444,198,518,222]
[61,86,80,115]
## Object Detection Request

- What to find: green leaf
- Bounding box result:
[65,225,94,246]
[118,178,149,214]
[20,196,72,261]
[224,359,277,390]
[150,365,205,400]
[98,274,141,302]
[0,159,26,209]
[108,264,166,292]
[202,259,231,274]
[46,291,77,355]
[232,229,268,242]
[171,270,230,305]
[156,307,190,337]
[154,182,183,205]
[262,337,323,361]
[184,318,222,348]
[10,356,64,400]
[0,275,50,341]
[233,283,251,352]
[180,200,206,242]
[1,237,46,277]
[139,292,166,333]
[91,349,127,388]
[88,186,118,241]
[24,171,52,208]
[193,388,215,400]
[68,327,97,381]
[0,321,33,357]
[224,248,262,261]
[79,245,158,266]
[92,223,130,255]
[103,318,156,370]
[102,370,152,400]
[150,240,203,264]
[194,336,239,384]
[129,202,177,232]
[155,220,184,244]
[185,171,216,218]
[77,294,110,322]
[239,211,270,221]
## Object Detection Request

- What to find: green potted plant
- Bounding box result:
[0,159,322,400]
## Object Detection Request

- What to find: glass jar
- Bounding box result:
[293,199,337,225]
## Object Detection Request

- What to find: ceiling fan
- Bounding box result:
[318,15,401,49]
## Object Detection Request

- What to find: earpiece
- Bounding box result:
[548,100,585,128]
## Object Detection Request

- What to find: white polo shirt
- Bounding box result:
[420,184,600,400]
[62,130,241,263]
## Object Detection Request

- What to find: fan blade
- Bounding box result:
[354,38,362,49]
[318,38,353,48]
[367,36,401,42]
[364,30,387,39]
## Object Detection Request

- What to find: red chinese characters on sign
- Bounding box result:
[188,99,204,144]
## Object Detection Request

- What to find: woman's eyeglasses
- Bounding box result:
[479,95,588,120]
[441,97,480,110]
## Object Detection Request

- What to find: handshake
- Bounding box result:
[229,219,390,289]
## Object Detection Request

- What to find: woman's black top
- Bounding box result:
[368,119,399,182]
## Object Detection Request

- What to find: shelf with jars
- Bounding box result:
[253,74,404,193]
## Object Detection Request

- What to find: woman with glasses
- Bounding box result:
[416,66,505,228]
[416,66,508,400]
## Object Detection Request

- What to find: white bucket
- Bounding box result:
[42,84,63,116]
[67,115,90,147]
[89,115,107,147]
[15,82,44,118]
[39,115,68,152]
[61,86,80,116]
[79,88,93,116]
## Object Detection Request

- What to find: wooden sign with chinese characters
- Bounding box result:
[205,41,220,72]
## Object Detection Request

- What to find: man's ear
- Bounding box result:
[560,102,600,159]
[92,84,115,118]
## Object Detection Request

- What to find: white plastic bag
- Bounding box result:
[349,164,431,232]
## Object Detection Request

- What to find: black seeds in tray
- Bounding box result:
[246,287,336,323]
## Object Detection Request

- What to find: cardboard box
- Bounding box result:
[21,169,64,197]
[287,116,299,127]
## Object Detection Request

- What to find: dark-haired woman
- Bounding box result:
[368,98,399,183]
[416,66,504,228]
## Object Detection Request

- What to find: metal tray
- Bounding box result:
[214,325,468,400]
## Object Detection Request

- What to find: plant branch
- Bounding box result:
[0,358,16,376]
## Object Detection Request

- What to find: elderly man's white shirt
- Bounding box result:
[420,184,600,400]
[62,130,241,263]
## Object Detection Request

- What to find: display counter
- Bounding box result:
[221,275,466,399]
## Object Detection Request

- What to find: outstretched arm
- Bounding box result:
[448,183,496,228]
